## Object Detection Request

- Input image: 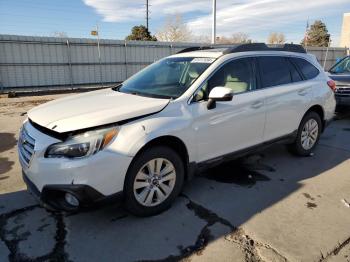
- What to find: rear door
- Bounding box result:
[259,56,313,141]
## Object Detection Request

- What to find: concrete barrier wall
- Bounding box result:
[0,34,348,90]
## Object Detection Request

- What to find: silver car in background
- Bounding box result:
[328,56,350,107]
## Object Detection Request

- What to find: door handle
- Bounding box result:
[251,101,263,109]
[298,89,308,96]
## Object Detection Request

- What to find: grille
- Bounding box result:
[336,87,350,97]
[18,127,35,167]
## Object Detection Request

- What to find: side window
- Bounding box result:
[194,58,255,101]
[287,58,303,82]
[290,57,319,80]
[258,56,292,88]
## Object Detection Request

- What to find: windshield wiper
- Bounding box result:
[131,91,173,99]
[142,93,174,99]
[115,85,175,99]
[111,83,122,91]
[123,90,174,99]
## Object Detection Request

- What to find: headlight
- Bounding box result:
[45,126,119,159]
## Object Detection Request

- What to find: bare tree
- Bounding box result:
[230,32,251,43]
[52,31,68,38]
[267,32,286,44]
[156,14,192,42]
[215,36,231,44]
[192,35,211,44]
[216,32,252,44]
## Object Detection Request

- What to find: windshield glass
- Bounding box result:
[329,56,350,74]
[117,57,214,99]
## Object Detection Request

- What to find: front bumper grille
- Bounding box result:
[335,87,350,97]
[18,127,36,167]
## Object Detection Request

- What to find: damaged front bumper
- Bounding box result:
[18,120,132,212]
[22,171,123,211]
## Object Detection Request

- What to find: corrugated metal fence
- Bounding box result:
[0,34,348,90]
[305,46,349,70]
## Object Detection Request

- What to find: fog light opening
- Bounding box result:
[64,192,79,207]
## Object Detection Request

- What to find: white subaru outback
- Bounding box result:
[19,43,336,216]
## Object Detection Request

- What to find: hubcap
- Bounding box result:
[133,158,176,207]
[301,118,319,150]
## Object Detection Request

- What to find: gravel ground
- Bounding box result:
[0,93,350,262]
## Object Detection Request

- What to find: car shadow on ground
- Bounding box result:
[0,133,16,178]
[0,112,349,261]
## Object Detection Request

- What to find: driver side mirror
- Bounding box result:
[207,87,233,110]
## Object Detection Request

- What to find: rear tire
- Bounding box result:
[289,111,322,156]
[124,146,184,217]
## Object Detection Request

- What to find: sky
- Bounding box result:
[0,0,349,46]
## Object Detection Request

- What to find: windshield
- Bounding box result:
[329,56,350,74]
[117,57,214,99]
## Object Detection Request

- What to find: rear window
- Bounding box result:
[258,56,292,88]
[290,57,319,80]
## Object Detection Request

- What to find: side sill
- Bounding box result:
[193,131,297,172]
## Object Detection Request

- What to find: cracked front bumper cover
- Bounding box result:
[22,171,123,211]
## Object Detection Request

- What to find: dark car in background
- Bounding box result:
[328,56,350,108]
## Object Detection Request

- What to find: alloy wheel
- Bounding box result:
[301,118,319,150]
[133,158,176,207]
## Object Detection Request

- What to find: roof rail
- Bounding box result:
[223,43,306,54]
[176,43,306,55]
[176,46,214,54]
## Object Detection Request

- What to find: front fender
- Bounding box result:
[127,116,195,160]
[115,102,196,162]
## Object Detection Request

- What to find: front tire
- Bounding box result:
[289,111,322,156]
[124,146,185,216]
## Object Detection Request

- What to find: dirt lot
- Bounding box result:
[0,93,350,262]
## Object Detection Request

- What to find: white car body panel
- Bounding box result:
[119,101,197,160]
[190,89,266,162]
[21,120,132,195]
[28,88,169,132]
[263,81,313,140]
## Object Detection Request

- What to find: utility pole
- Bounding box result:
[91,24,103,87]
[96,24,101,63]
[146,0,149,30]
[323,38,331,69]
[212,0,216,44]
[304,18,309,52]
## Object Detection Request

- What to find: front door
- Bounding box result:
[190,57,266,163]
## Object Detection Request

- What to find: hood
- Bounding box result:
[328,73,350,86]
[28,89,169,133]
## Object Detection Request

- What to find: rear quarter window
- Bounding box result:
[290,57,320,80]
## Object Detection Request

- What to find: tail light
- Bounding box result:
[327,80,336,92]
